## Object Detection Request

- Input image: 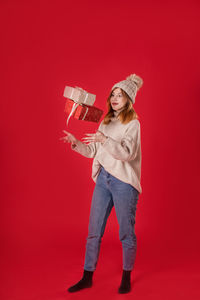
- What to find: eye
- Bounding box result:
[111,94,122,97]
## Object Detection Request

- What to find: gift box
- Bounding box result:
[64,98,103,125]
[63,86,96,106]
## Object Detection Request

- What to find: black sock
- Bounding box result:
[118,270,131,294]
[68,270,93,293]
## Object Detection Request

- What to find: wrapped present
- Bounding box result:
[64,98,103,126]
[63,86,96,106]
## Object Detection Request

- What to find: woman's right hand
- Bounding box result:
[60,130,78,146]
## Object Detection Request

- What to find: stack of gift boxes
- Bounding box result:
[63,86,103,126]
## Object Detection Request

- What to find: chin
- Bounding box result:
[112,106,119,110]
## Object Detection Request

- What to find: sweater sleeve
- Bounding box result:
[102,120,140,162]
[71,140,97,158]
[71,120,104,158]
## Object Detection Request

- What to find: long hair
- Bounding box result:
[102,87,139,125]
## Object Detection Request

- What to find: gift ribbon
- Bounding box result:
[66,101,89,126]
[74,86,89,104]
[66,101,79,126]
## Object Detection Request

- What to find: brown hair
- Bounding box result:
[102,88,139,125]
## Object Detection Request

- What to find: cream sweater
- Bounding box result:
[71,110,142,194]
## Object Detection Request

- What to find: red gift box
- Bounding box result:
[64,98,103,125]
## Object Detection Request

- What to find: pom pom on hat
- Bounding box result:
[126,74,143,90]
[111,73,143,104]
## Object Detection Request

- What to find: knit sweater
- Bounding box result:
[71,110,142,194]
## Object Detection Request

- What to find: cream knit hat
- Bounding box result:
[111,74,143,104]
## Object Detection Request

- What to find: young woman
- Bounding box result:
[60,74,143,294]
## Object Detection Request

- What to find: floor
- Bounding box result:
[0,237,199,300]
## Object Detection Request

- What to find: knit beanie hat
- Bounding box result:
[111,74,143,104]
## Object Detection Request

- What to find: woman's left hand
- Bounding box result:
[82,130,107,144]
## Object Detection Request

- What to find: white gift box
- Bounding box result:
[63,86,96,106]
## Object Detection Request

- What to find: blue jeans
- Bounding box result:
[84,165,139,271]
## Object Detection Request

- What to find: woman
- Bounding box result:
[60,74,143,294]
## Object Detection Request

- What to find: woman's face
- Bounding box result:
[110,88,127,111]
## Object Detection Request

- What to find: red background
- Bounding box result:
[1,0,200,299]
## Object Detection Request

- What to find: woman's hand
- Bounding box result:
[82,130,107,144]
[60,130,78,146]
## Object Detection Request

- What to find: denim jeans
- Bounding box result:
[84,165,139,271]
